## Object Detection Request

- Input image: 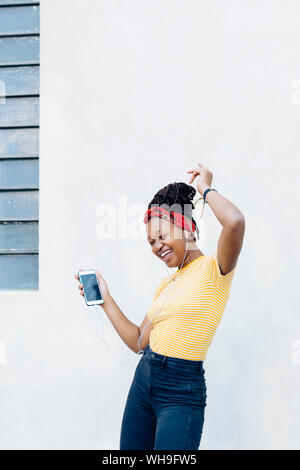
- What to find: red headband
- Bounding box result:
[143,206,196,233]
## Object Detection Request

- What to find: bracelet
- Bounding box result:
[203,188,217,203]
[193,188,218,219]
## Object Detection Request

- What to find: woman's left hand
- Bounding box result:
[187,162,213,196]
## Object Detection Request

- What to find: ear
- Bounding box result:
[185,230,196,242]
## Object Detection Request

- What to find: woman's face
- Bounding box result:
[146,216,192,268]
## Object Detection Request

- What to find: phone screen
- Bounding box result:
[80,273,102,302]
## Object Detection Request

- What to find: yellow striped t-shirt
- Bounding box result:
[146,250,237,361]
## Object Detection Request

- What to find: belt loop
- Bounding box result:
[162,356,167,368]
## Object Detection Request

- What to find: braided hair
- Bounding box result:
[147,182,200,239]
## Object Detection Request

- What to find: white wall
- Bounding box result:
[0,0,299,449]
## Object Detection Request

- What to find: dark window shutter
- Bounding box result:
[0,1,39,289]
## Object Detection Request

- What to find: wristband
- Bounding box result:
[203,188,217,203]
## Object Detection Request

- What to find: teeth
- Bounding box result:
[161,249,172,258]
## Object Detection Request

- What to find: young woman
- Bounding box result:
[75,162,245,450]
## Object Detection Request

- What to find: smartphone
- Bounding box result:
[78,270,104,306]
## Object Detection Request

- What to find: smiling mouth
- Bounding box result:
[159,249,173,262]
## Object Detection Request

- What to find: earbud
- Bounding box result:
[184,230,196,243]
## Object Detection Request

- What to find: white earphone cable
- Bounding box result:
[136,234,189,355]
[96,231,189,366]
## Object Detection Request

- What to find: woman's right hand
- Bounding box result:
[74,269,111,304]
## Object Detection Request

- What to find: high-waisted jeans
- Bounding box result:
[119,344,207,450]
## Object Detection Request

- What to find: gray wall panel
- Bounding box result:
[0,159,38,188]
[0,221,38,251]
[0,128,39,158]
[0,66,39,95]
[0,36,39,65]
[0,96,39,126]
[0,1,38,4]
[0,190,38,220]
[0,253,38,289]
[0,6,39,35]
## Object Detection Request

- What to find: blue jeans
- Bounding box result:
[119,344,207,450]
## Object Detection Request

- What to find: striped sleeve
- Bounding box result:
[208,249,237,288]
